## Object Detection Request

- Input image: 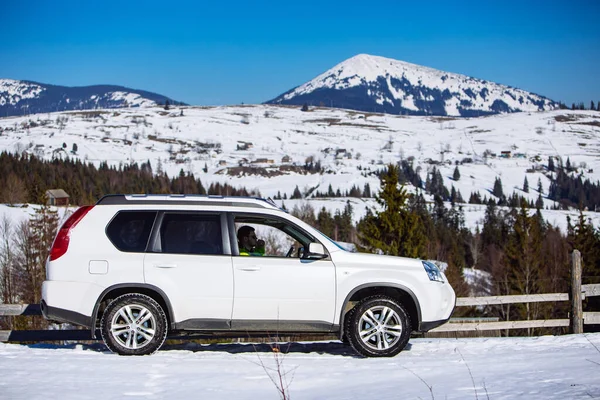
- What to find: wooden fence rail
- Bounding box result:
[1,251,599,342]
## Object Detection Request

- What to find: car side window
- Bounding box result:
[106,211,157,253]
[233,215,315,258]
[159,213,223,255]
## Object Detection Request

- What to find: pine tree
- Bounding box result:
[504,200,544,333]
[535,194,544,209]
[537,177,543,194]
[334,201,355,242]
[291,185,302,199]
[358,164,426,258]
[327,184,335,197]
[470,191,482,204]
[455,189,465,204]
[548,156,555,172]
[567,211,600,285]
[362,183,371,198]
[453,165,461,181]
[523,176,529,193]
[493,177,504,199]
[317,207,335,238]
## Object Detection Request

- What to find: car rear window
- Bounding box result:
[106,211,157,252]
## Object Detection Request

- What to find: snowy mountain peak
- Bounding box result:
[326,53,445,82]
[267,54,557,117]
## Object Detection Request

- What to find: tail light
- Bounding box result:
[49,205,94,261]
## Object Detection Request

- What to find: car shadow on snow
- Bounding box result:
[22,340,412,358]
[162,340,359,357]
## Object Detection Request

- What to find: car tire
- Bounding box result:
[345,295,411,357]
[100,293,168,356]
[341,307,356,344]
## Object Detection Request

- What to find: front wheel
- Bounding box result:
[100,293,168,356]
[345,295,411,357]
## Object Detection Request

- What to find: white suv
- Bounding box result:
[42,194,455,357]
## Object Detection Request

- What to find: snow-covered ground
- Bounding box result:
[1,105,599,230]
[1,334,599,399]
[0,204,73,227]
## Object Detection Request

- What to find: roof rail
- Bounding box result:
[95,194,282,210]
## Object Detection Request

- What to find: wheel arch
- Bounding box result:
[338,283,421,340]
[91,283,175,338]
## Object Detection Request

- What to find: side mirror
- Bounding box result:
[307,243,328,260]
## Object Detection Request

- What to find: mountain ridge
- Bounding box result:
[0,79,183,117]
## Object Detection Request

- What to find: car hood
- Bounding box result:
[331,250,424,271]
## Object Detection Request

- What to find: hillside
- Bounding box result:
[267,54,558,116]
[0,104,599,230]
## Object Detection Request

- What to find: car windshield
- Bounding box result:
[321,233,348,251]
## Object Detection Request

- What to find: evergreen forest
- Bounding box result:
[0,154,599,334]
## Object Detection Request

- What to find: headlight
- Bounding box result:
[422,261,444,283]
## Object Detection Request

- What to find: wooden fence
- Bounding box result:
[430,250,600,333]
[1,250,599,342]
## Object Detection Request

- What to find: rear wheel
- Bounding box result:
[100,293,168,356]
[345,295,411,357]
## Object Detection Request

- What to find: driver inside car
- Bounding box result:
[237,225,266,256]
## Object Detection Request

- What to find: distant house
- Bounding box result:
[46,189,70,206]
[500,151,512,158]
[281,155,292,163]
[236,141,253,151]
[218,160,227,166]
[252,158,274,164]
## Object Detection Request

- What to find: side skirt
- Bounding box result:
[173,319,336,334]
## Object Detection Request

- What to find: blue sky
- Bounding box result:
[1,0,599,106]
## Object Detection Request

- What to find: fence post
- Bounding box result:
[570,250,583,334]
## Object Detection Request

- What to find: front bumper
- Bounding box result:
[418,284,456,332]
[418,317,452,332]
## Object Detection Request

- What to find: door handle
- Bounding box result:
[237,265,261,271]
[154,264,177,269]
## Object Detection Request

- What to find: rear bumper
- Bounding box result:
[40,300,92,328]
[41,280,101,328]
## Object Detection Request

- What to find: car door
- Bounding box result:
[144,212,234,330]
[229,213,336,332]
